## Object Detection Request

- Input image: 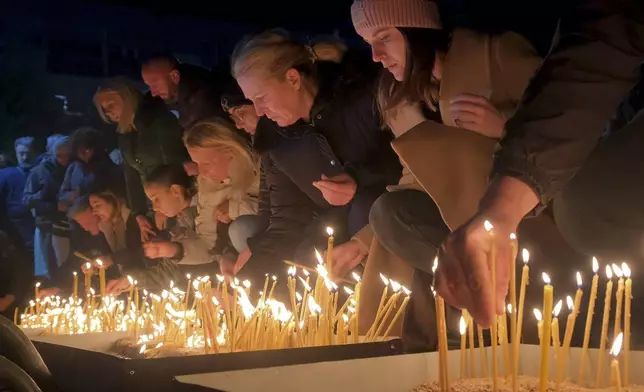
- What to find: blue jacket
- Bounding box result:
[0,166,35,249]
[23,160,69,235]
[59,157,124,206]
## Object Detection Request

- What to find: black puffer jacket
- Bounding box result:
[119,96,189,216]
[170,64,227,130]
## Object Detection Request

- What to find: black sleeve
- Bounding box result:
[111,216,144,268]
[123,163,149,217]
[495,1,644,207]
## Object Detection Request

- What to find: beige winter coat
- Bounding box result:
[356,29,542,334]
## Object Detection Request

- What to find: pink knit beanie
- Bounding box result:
[351,0,442,35]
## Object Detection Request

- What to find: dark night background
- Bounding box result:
[0,0,559,156]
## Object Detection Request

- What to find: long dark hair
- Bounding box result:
[377,27,450,123]
[145,164,196,200]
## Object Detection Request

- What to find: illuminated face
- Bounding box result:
[141,68,179,102]
[236,70,307,127]
[100,96,124,123]
[186,146,232,182]
[144,182,186,218]
[358,27,407,81]
[73,209,100,235]
[227,105,259,135]
[89,195,115,223]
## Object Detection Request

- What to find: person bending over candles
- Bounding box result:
[435,0,644,328]
[94,77,189,244]
[228,30,401,277]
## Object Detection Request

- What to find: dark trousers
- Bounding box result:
[370,190,453,352]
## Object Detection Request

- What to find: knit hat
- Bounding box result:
[351,0,442,35]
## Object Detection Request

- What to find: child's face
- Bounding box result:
[144,182,186,218]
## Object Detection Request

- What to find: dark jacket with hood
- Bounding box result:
[118,96,189,216]
[170,64,227,130]
[243,59,401,272]
[0,165,34,250]
[23,159,69,236]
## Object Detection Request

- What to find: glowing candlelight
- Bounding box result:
[72,272,78,300]
[460,315,467,379]
[579,257,600,386]
[96,259,106,298]
[326,226,334,269]
[35,282,41,300]
[484,220,498,392]
[612,264,625,340]
[596,265,614,387]
[622,262,631,386]
[539,272,553,392]
[610,333,624,392]
[515,248,530,382]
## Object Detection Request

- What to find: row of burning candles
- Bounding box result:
[19,240,413,354]
[435,220,633,392]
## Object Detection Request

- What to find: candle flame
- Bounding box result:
[95,259,103,267]
[303,269,310,277]
[592,257,599,273]
[542,272,551,285]
[510,233,517,240]
[610,332,624,357]
[612,263,623,278]
[522,249,530,264]
[432,257,439,273]
[484,220,494,232]
[380,273,389,286]
[272,275,277,281]
[533,308,542,321]
[402,286,411,296]
[35,282,41,288]
[90,288,95,295]
[139,344,147,354]
[155,343,163,349]
[352,272,361,282]
[170,280,174,289]
[234,277,240,286]
[288,266,296,276]
[553,299,563,317]
[326,226,334,236]
[459,316,467,335]
[73,271,77,276]
[192,280,200,291]
[298,276,312,292]
[85,262,91,270]
[342,314,349,323]
[566,295,574,311]
[507,304,513,314]
[390,280,402,293]
[344,286,354,295]
[186,274,191,280]
[216,274,224,283]
[212,296,219,306]
[307,296,321,315]
[347,305,356,313]
[127,275,134,285]
[606,265,613,280]
[622,262,631,278]
[296,292,303,302]
[576,271,582,287]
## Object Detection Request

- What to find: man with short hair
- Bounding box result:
[141,54,227,130]
[0,137,37,254]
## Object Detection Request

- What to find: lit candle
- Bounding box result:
[551,299,563,367]
[610,333,624,392]
[72,272,78,300]
[84,262,92,295]
[539,272,554,392]
[96,259,106,299]
[612,264,624,340]
[368,273,389,337]
[622,262,631,386]
[35,282,41,300]
[382,286,410,339]
[484,220,498,392]
[532,308,543,344]
[352,272,361,343]
[460,315,467,379]
[326,227,334,270]
[596,265,614,388]
[579,257,600,386]
[514,249,530,381]
[509,233,518,392]
[467,310,476,377]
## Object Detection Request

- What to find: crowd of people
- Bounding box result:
[1,0,643,350]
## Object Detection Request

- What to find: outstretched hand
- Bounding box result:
[435,215,513,327]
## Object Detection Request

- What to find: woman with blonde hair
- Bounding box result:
[229,29,401,277]
[181,118,259,276]
[94,77,188,242]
